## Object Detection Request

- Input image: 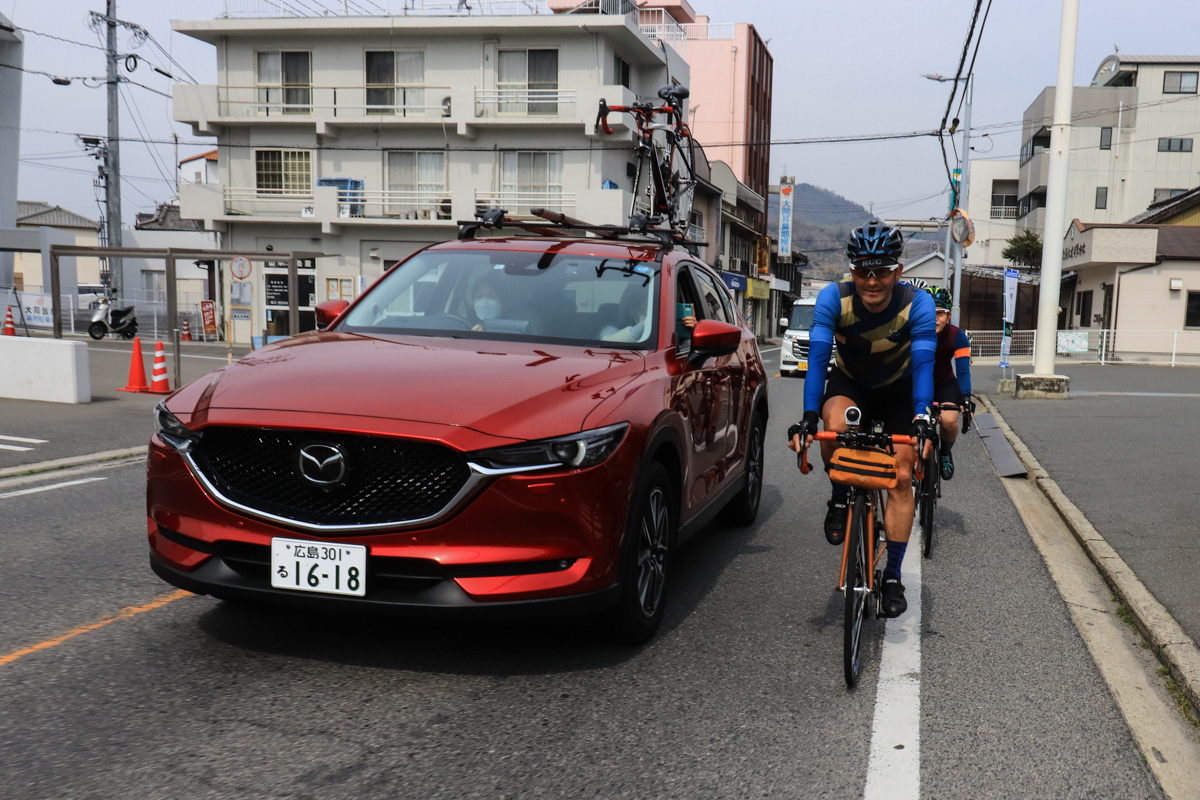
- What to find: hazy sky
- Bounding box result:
[7,0,1200,228]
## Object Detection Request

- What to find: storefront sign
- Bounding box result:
[778,178,794,264]
[746,278,770,300]
[1001,268,1018,368]
[721,272,747,293]
[200,301,218,336]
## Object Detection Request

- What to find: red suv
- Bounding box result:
[147,226,768,642]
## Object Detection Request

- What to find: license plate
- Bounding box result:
[270,538,367,597]
[796,360,807,371]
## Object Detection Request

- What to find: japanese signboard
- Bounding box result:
[778,177,794,264]
[1000,268,1018,368]
[200,301,218,336]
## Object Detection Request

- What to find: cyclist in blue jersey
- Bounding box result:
[927,286,972,480]
[787,221,936,618]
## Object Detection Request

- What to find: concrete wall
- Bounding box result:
[1116,260,1200,333]
[0,337,90,403]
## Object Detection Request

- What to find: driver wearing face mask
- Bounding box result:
[470,279,504,331]
[600,284,652,343]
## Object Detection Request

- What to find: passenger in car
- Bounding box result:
[469,277,505,332]
[600,284,652,343]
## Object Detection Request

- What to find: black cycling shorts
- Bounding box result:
[933,378,964,410]
[821,369,914,435]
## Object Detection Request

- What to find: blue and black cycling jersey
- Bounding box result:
[803,280,937,419]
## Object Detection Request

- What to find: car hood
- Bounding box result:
[170,331,646,443]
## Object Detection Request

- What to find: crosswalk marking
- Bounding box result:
[0,434,50,452]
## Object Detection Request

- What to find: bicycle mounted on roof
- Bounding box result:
[595,84,698,237]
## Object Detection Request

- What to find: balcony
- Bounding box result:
[474,88,578,118]
[990,205,1019,220]
[474,189,576,218]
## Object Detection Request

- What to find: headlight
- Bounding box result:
[471,423,629,472]
[154,401,201,453]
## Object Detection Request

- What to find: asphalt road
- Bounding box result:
[0,361,1165,799]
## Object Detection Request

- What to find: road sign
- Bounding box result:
[230,256,252,280]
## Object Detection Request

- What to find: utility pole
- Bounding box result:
[104,0,123,296]
[1026,0,1079,398]
[951,73,973,328]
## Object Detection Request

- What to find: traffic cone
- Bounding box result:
[2,306,15,336]
[117,337,150,393]
[180,317,192,342]
[147,341,171,394]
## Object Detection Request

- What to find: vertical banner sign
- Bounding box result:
[200,300,218,336]
[1001,268,1019,368]
[778,177,794,264]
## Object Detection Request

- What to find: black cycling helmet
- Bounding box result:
[847,220,904,267]
[927,285,952,310]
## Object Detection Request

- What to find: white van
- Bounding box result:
[779,296,818,377]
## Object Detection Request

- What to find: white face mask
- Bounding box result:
[474,297,501,320]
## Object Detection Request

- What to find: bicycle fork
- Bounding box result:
[837,494,878,595]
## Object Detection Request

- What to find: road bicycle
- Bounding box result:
[799,406,914,688]
[596,85,697,236]
[915,396,975,559]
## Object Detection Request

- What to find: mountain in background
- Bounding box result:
[766,183,941,278]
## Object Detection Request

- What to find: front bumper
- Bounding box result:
[146,431,638,613]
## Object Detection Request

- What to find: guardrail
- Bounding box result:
[966,329,1200,367]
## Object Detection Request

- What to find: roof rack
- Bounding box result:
[457,207,703,257]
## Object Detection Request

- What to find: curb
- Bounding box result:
[0,447,146,479]
[979,394,1200,716]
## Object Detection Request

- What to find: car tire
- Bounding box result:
[606,462,674,645]
[720,411,765,526]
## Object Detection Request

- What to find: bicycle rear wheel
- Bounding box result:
[921,446,937,559]
[844,493,869,688]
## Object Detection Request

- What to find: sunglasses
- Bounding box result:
[850,266,899,280]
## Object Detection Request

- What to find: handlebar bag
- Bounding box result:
[829,447,898,490]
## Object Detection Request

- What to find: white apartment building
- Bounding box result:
[965,55,1200,263]
[173,1,691,341]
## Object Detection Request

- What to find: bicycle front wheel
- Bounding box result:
[844,493,869,688]
[921,448,937,559]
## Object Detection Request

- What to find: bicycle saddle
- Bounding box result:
[657,84,690,103]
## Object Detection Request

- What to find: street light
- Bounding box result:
[924,72,973,328]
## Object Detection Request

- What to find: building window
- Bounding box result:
[1077,290,1093,328]
[991,180,1018,219]
[1186,291,1200,328]
[1100,127,1112,150]
[386,151,446,217]
[257,51,311,115]
[613,54,630,88]
[1163,71,1199,94]
[1158,137,1193,152]
[366,51,425,116]
[1095,187,1108,209]
[255,150,312,195]
[1153,188,1189,204]
[497,49,558,114]
[500,151,563,210]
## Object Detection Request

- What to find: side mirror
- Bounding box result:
[778,316,789,329]
[688,319,741,364]
[315,299,349,330]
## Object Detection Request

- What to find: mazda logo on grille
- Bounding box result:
[297,443,348,487]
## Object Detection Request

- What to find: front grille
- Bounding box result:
[791,340,809,359]
[189,427,472,528]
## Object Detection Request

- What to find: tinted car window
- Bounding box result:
[690,265,732,324]
[340,248,660,347]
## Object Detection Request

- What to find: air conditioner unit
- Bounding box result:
[730,257,743,271]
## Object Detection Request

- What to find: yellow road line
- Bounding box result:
[0,589,192,667]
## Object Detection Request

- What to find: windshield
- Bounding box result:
[788,304,816,331]
[339,248,660,348]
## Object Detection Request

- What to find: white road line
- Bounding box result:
[0,476,107,499]
[0,444,34,452]
[863,525,922,800]
[0,435,49,444]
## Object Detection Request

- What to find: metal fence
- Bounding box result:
[2,285,216,342]
[966,329,1200,367]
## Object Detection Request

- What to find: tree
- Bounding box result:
[1002,230,1043,268]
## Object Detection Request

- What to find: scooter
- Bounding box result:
[87,294,138,340]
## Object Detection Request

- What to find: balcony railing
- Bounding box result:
[638,8,687,56]
[682,23,735,40]
[339,190,454,220]
[224,187,313,217]
[474,88,577,117]
[990,205,1019,219]
[475,189,575,217]
[217,85,452,119]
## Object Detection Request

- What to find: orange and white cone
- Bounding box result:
[147,341,171,394]
[180,317,192,342]
[2,306,15,336]
[117,337,150,393]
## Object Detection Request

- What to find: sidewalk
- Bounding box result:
[976,362,1200,713]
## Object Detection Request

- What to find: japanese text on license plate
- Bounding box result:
[270,538,367,596]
